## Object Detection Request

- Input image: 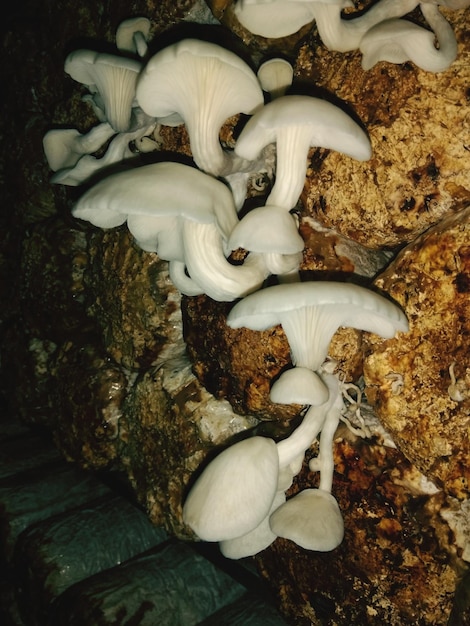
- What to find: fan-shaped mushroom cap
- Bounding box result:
[269,488,344,551]
[227,281,408,371]
[360,4,458,73]
[64,50,142,133]
[235,95,371,210]
[183,436,280,542]
[136,38,264,176]
[72,161,238,234]
[234,0,348,39]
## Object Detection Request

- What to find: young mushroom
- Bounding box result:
[234,95,371,210]
[115,17,151,57]
[257,58,294,99]
[43,123,115,173]
[360,3,458,73]
[135,38,264,177]
[64,49,143,133]
[71,161,270,300]
[227,205,304,278]
[269,488,344,551]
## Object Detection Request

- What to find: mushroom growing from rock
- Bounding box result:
[64,49,143,133]
[71,161,272,301]
[359,3,458,72]
[227,205,304,277]
[135,38,264,177]
[182,436,280,541]
[234,95,372,210]
[270,487,344,551]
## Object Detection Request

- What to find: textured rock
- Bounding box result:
[363,205,470,499]
[256,433,466,626]
[85,229,182,370]
[298,7,470,249]
[121,320,258,539]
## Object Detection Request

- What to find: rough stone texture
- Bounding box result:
[298,7,470,249]
[256,432,466,626]
[363,205,470,500]
[85,229,182,370]
[1,1,470,624]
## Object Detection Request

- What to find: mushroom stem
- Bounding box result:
[312,0,419,52]
[267,126,313,210]
[183,221,269,302]
[419,3,458,71]
[276,373,339,469]
[318,399,342,493]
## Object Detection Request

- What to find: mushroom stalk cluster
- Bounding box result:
[41,10,438,558]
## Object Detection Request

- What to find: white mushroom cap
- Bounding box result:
[234,0,327,39]
[227,281,408,371]
[257,58,294,99]
[72,161,238,234]
[269,488,344,551]
[136,38,264,176]
[116,17,151,57]
[183,436,280,542]
[72,161,271,300]
[360,4,458,73]
[228,205,304,277]
[270,367,329,406]
[64,49,142,133]
[219,489,285,559]
[235,95,371,210]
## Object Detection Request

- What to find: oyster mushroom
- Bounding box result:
[228,205,304,277]
[269,487,344,551]
[182,436,280,542]
[135,38,264,176]
[115,17,151,57]
[360,3,458,72]
[234,95,371,210]
[257,58,294,99]
[227,281,407,372]
[64,49,142,133]
[71,161,270,300]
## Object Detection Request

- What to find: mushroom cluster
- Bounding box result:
[234,0,469,73]
[44,6,470,558]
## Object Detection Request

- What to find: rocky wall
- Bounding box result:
[1,1,469,624]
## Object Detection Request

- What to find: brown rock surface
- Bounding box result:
[364,205,470,499]
[298,7,470,249]
[256,432,465,625]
